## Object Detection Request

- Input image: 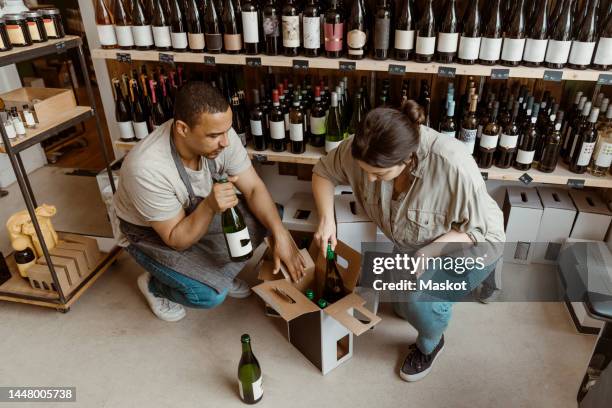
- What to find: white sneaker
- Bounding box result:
[228,278,251,299]
[137,273,186,322]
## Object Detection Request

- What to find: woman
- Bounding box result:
[312,100,505,382]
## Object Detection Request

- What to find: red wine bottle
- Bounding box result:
[568,0,599,69]
[250,89,267,151]
[303,0,321,57]
[373,0,391,60]
[282,0,301,56]
[242,0,261,54]
[522,0,548,66]
[394,0,414,61]
[347,0,367,59]
[415,0,435,62]
[437,0,458,63]
[545,0,573,68]
[270,90,286,152]
[205,0,223,53]
[324,0,344,58]
[501,0,526,66]
[478,0,502,65]
[457,0,480,65]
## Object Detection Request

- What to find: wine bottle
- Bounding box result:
[545,0,573,68]
[457,0,480,65]
[95,0,117,48]
[522,0,548,66]
[325,91,343,152]
[514,103,540,171]
[129,79,149,140]
[501,0,526,66]
[415,0,435,62]
[282,0,300,56]
[437,0,459,63]
[440,100,457,138]
[570,107,600,173]
[270,89,286,152]
[262,0,281,55]
[568,0,599,69]
[242,0,260,54]
[477,101,500,169]
[151,0,172,50]
[231,96,247,146]
[303,0,321,57]
[565,100,591,163]
[322,243,347,304]
[496,101,520,168]
[539,112,564,173]
[347,0,367,59]
[205,0,223,53]
[458,94,478,155]
[593,12,611,70]
[183,0,204,52]
[114,79,135,141]
[589,108,612,176]
[549,0,564,28]
[347,92,364,138]
[324,0,344,58]
[148,80,166,128]
[373,0,391,60]
[237,334,263,404]
[130,0,154,49]
[478,0,502,65]
[310,86,326,147]
[220,179,253,262]
[394,0,415,61]
[250,89,267,151]
[168,0,188,51]
[223,0,243,53]
[114,0,135,49]
[289,92,305,154]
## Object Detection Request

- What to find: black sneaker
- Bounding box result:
[399,336,445,382]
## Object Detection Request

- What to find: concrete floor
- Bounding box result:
[0,167,597,408]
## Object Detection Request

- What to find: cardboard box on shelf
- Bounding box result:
[569,190,612,241]
[59,234,102,269]
[26,263,71,293]
[36,255,80,286]
[502,187,543,264]
[533,188,577,264]
[50,247,88,277]
[282,192,319,233]
[0,87,77,124]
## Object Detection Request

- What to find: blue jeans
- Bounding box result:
[393,260,498,354]
[128,245,228,309]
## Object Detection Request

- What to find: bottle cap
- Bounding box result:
[582,101,592,116]
[589,108,600,123]
[272,89,279,103]
[331,92,338,107]
[317,299,328,309]
[305,289,315,300]
[314,86,321,98]
[241,334,251,343]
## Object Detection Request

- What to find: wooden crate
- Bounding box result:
[0,87,76,124]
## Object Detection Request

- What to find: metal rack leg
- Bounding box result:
[75,44,116,193]
[16,152,37,208]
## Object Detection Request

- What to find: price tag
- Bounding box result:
[519,173,533,185]
[490,69,509,80]
[481,172,488,181]
[339,61,356,71]
[388,64,406,75]
[543,70,562,82]
[437,66,456,78]
[253,154,268,162]
[55,41,66,52]
[116,53,131,63]
[293,59,309,69]
[204,56,216,65]
[246,57,262,67]
[159,53,174,63]
[597,74,612,86]
[567,178,585,189]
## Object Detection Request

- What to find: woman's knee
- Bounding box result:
[183,287,228,309]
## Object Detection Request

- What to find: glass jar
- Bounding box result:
[41,8,65,39]
[4,14,32,47]
[23,11,47,43]
[0,18,13,52]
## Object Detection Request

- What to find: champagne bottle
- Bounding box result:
[459,94,478,155]
[220,179,253,262]
[205,0,224,53]
[184,0,205,52]
[130,0,154,49]
[457,0,480,65]
[310,86,326,147]
[496,101,520,168]
[250,90,267,151]
[545,0,573,68]
[522,0,548,66]
[169,0,188,51]
[501,0,526,66]
[570,107,600,173]
[149,79,166,128]
[324,0,344,58]
[223,0,243,53]
[289,91,305,154]
[325,91,343,152]
[151,0,172,50]
[514,103,540,171]
[303,0,321,57]
[282,0,300,56]
[270,89,286,152]
[347,0,367,59]
[237,334,262,404]
[322,243,347,304]
[394,0,415,61]
[539,112,564,173]
[95,0,117,48]
[114,0,135,49]
[568,0,599,69]
[415,0,435,62]
[373,0,391,60]
[262,0,281,55]
[478,0,502,65]
[437,0,458,63]
[242,0,260,54]
[114,79,135,142]
[589,108,612,176]
[593,12,611,70]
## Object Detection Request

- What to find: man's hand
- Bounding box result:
[270,229,306,282]
[205,176,239,213]
[314,217,337,258]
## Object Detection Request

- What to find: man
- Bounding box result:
[114,82,305,321]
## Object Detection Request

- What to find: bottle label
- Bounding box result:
[523,38,548,62]
[515,149,535,164]
[441,130,456,138]
[170,32,188,49]
[480,133,499,149]
[324,23,344,51]
[545,40,572,63]
[501,37,526,62]
[499,133,518,149]
[290,122,304,141]
[224,33,243,50]
[415,36,435,55]
[310,116,326,135]
[263,15,280,37]
[479,37,502,61]
[595,142,612,167]
[44,19,57,37]
[132,25,154,47]
[239,376,263,401]
[13,119,25,135]
[250,119,263,136]
[594,37,612,65]
[4,121,16,139]
[270,120,285,140]
[152,26,172,47]
[205,33,223,51]
[459,128,477,153]
[27,22,41,41]
[325,139,342,152]
[282,15,300,47]
[458,35,481,60]
[115,25,134,47]
[576,141,596,166]
[97,24,117,46]
[118,121,135,140]
[23,111,36,126]
[242,11,260,43]
[188,33,205,50]
[374,18,391,50]
[0,32,5,49]
[394,29,414,51]
[437,32,459,53]
[133,121,149,140]
[569,41,596,65]
[7,25,27,45]
[303,16,320,49]
[348,29,367,52]
[226,227,253,257]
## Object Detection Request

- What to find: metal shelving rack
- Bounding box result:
[0,36,119,312]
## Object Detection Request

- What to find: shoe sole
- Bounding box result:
[399,343,444,382]
[228,289,252,299]
[137,275,186,322]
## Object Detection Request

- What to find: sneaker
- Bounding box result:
[137,273,186,322]
[399,336,445,382]
[228,278,251,299]
[476,284,501,304]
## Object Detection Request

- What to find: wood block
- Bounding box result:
[58,234,101,268]
[26,263,70,293]
[36,256,79,286]
[50,247,88,278]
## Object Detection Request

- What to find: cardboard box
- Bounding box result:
[50,246,89,277]
[569,190,612,241]
[282,192,319,232]
[533,188,577,264]
[27,263,71,293]
[22,77,45,88]
[335,193,377,253]
[502,187,543,264]
[59,234,102,269]
[253,240,381,375]
[36,255,80,286]
[0,87,76,124]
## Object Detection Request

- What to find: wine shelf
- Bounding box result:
[115,139,612,188]
[91,47,610,82]
[0,36,82,68]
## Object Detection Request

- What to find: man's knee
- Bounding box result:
[182,286,228,309]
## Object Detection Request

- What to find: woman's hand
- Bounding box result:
[314,217,337,257]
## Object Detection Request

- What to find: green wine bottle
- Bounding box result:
[325,91,344,153]
[238,334,263,404]
[317,298,328,308]
[219,178,253,262]
[322,243,347,304]
[305,288,315,302]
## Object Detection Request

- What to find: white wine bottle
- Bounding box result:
[220,179,253,262]
[238,334,263,404]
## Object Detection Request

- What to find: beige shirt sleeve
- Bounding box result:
[312,139,353,186]
[460,183,506,244]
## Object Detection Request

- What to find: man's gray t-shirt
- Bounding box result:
[114,119,251,227]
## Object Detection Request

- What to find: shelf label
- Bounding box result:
[567,178,585,188]
[246,57,262,67]
[293,59,309,69]
[543,70,562,82]
[339,61,356,71]
[519,173,533,185]
[116,52,131,63]
[481,172,488,181]
[388,64,406,75]
[204,56,216,66]
[159,53,174,63]
[437,66,456,78]
[252,154,268,162]
[490,68,509,80]
[55,41,66,52]
[597,74,612,86]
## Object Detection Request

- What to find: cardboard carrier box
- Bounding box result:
[252,238,381,375]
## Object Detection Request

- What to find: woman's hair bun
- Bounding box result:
[400,100,425,125]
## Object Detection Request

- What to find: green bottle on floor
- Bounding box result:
[238,334,263,404]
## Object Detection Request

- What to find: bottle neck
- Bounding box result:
[242,342,252,354]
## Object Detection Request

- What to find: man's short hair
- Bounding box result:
[174,81,230,128]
